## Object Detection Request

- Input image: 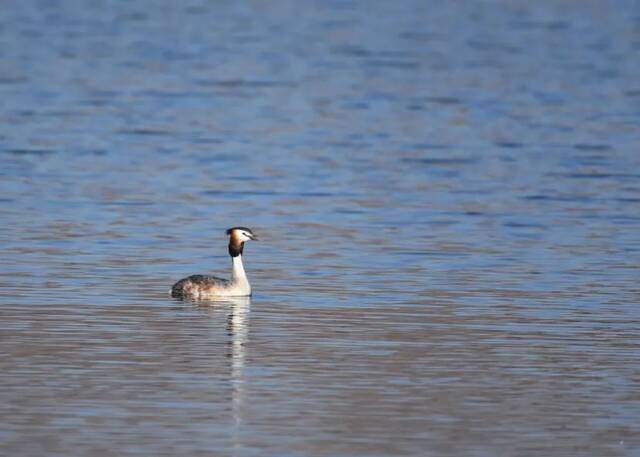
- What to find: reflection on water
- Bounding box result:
[188,296,251,448]
[1,0,640,456]
[229,298,250,453]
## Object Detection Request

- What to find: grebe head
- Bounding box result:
[226,227,258,257]
[226,227,257,242]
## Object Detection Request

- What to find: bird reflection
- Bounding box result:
[176,295,251,445]
[224,297,250,428]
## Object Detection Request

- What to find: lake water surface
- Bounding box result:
[1,1,640,456]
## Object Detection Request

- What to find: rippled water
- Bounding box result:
[1,1,640,456]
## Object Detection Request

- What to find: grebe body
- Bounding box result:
[171,227,257,299]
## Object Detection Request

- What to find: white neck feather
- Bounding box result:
[231,255,249,287]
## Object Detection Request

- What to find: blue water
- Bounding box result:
[1,1,639,456]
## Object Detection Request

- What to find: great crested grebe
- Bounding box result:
[171,227,258,299]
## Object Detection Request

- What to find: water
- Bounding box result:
[1,1,640,455]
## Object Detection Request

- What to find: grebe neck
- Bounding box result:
[231,255,248,285]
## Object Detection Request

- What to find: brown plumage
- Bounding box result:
[171,274,230,298]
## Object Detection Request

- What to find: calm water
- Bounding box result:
[1,1,640,456]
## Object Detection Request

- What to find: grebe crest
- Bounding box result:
[171,227,258,299]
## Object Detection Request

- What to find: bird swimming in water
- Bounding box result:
[171,227,258,299]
